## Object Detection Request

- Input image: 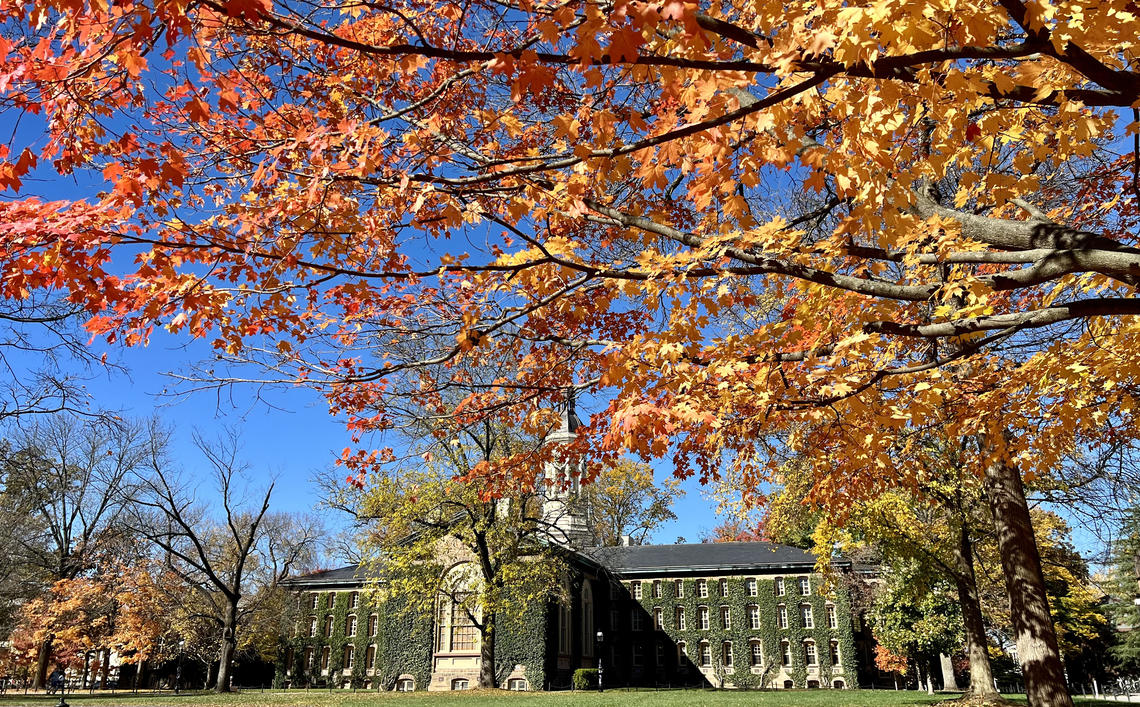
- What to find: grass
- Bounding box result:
[0,688,1122,707]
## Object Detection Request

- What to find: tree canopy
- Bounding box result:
[3,0,1140,703]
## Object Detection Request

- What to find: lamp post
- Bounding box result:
[175,639,185,694]
[595,631,604,692]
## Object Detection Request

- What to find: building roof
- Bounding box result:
[284,542,840,588]
[586,541,836,577]
[281,564,370,588]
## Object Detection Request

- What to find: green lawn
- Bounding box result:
[0,689,1121,707]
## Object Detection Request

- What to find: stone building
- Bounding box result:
[276,403,869,691]
[278,540,866,691]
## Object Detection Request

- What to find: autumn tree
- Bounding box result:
[1109,506,1140,676]
[6,0,1140,703]
[131,429,321,692]
[347,411,578,690]
[579,458,681,546]
[0,414,150,687]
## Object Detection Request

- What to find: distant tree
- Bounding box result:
[132,429,321,692]
[0,414,150,687]
[580,459,681,546]
[702,518,764,544]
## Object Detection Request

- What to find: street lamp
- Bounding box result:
[595,631,604,692]
[175,639,186,694]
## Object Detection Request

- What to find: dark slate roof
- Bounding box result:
[281,564,369,587]
[586,542,834,576]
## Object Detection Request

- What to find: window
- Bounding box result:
[631,610,645,631]
[610,608,620,631]
[324,615,334,638]
[303,647,314,670]
[656,641,666,666]
[697,579,708,598]
[722,642,733,668]
[699,642,711,667]
[451,678,469,690]
[800,604,814,629]
[609,583,618,600]
[364,645,376,670]
[308,616,317,637]
[308,594,318,610]
[746,578,757,596]
[558,602,572,654]
[369,614,378,637]
[346,614,357,637]
[675,579,684,598]
[653,607,663,630]
[632,582,642,599]
[827,605,838,630]
[437,597,478,653]
[396,678,414,691]
[343,645,355,670]
[719,578,729,597]
[799,577,811,596]
[507,678,527,691]
[777,605,788,629]
[833,679,846,689]
[775,577,785,596]
[675,606,686,630]
[748,605,761,630]
[652,580,662,598]
[349,591,359,609]
[632,643,644,667]
[328,592,337,608]
[721,606,731,629]
[320,646,330,671]
[284,647,294,671]
[677,641,687,661]
[781,641,791,667]
[698,606,710,630]
[805,641,818,666]
[750,641,763,667]
[830,641,840,665]
[582,583,595,658]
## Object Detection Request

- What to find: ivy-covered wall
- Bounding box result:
[275,569,860,692]
[275,588,432,691]
[602,573,858,689]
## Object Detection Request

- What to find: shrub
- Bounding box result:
[572,668,598,690]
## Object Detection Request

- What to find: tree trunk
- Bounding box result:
[100,650,110,689]
[32,636,52,690]
[984,450,1072,707]
[478,612,496,689]
[952,525,999,697]
[215,603,238,693]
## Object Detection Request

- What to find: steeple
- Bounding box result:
[541,390,588,545]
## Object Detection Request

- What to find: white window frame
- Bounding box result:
[801,604,814,629]
[775,577,785,596]
[748,605,760,630]
[799,576,811,596]
[777,605,788,629]
[827,605,838,629]
[746,578,757,596]
[697,579,708,598]
[721,606,731,630]
[698,606,710,630]
[805,641,818,666]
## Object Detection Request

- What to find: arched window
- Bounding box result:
[748,604,761,630]
[698,606,710,630]
[827,604,838,629]
[436,564,481,654]
[346,614,357,637]
[395,677,414,691]
[450,678,469,690]
[780,641,791,666]
[653,607,663,629]
[303,647,314,670]
[652,580,662,598]
[343,644,355,670]
[581,582,594,657]
[830,640,840,665]
[777,605,788,629]
[697,579,708,598]
[775,577,785,596]
[308,616,317,637]
[674,579,684,598]
[320,646,330,671]
[800,604,814,629]
[719,578,728,597]
[799,577,811,596]
[833,679,846,689]
[722,641,733,668]
[349,591,359,609]
[507,678,527,691]
[699,641,711,667]
[720,606,731,629]
[323,615,334,638]
[558,600,572,653]
[783,680,794,689]
[677,640,687,662]
[364,645,376,671]
[749,641,763,667]
[368,613,378,636]
[746,577,757,596]
[674,606,686,630]
[308,593,318,610]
